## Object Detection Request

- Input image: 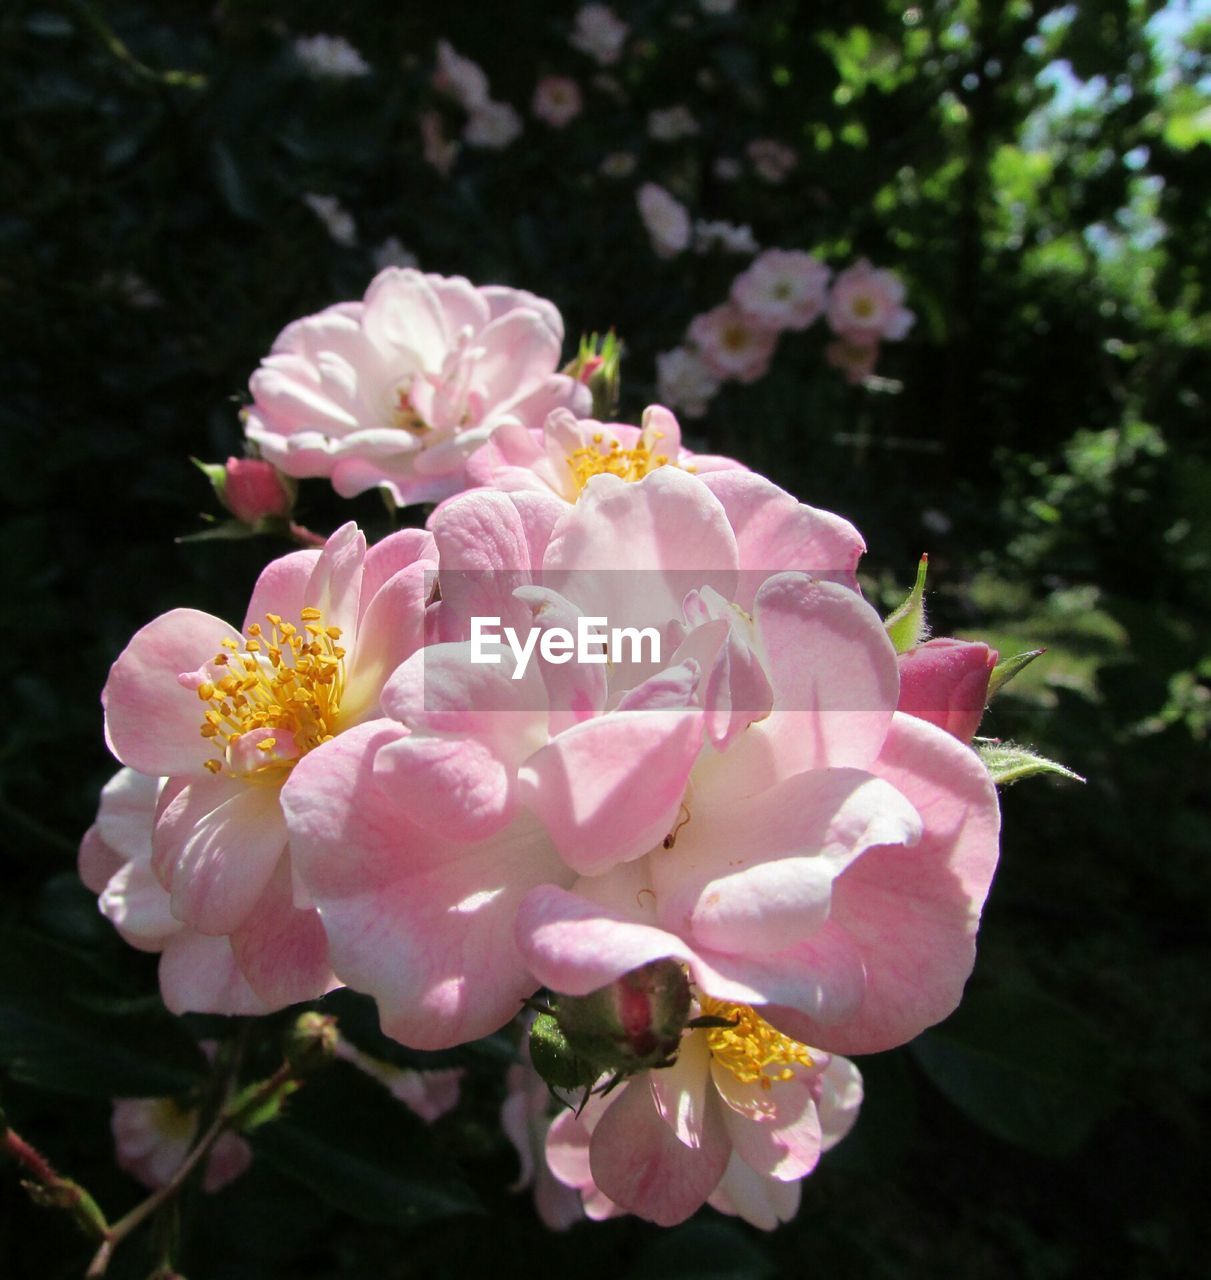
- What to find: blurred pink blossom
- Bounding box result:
[532,75,584,128]
[112,1097,251,1194]
[746,138,798,184]
[826,259,915,346]
[731,250,831,332]
[825,338,880,384]
[688,302,779,382]
[569,5,629,65]
[636,183,691,259]
[656,346,722,418]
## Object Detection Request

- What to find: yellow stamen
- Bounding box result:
[566,436,675,494]
[198,606,347,780]
[699,996,813,1090]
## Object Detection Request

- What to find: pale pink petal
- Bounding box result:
[304,521,366,639]
[158,930,274,1015]
[361,268,449,366]
[103,609,243,777]
[283,721,573,1049]
[473,310,562,406]
[768,713,1000,1053]
[652,770,921,955]
[711,1065,823,1180]
[754,573,899,774]
[94,768,163,861]
[650,1024,713,1148]
[152,778,288,935]
[518,709,704,873]
[340,560,432,723]
[79,826,125,894]
[707,1152,801,1230]
[590,1078,729,1225]
[242,550,321,634]
[229,855,334,1007]
[99,856,182,951]
[201,1132,253,1193]
[699,471,865,599]
[817,1055,863,1151]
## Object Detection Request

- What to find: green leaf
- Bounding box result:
[976,741,1084,786]
[986,648,1047,698]
[911,987,1115,1157]
[883,553,929,653]
[252,1064,481,1226]
[0,931,209,1097]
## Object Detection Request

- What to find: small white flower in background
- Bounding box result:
[569,4,629,65]
[922,508,953,536]
[292,33,371,79]
[700,0,738,13]
[694,219,759,256]
[656,346,723,418]
[713,156,742,181]
[636,182,691,258]
[432,39,490,112]
[599,150,637,178]
[302,192,357,247]
[372,237,419,271]
[648,104,700,141]
[746,137,798,184]
[532,75,584,128]
[731,248,831,330]
[420,109,460,177]
[463,100,523,149]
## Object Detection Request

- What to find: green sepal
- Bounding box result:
[528,1012,598,1094]
[884,554,929,653]
[175,516,293,544]
[224,1075,301,1133]
[987,648,1047,698]
[976,741,1084,787]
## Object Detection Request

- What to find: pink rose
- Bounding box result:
[242,269,590,507]
[826,259,915,347]
[897,637,999,742]
[636,183,691,259]
[688,302,778,383]
[100,522,435,1011]
[463,404,744,504]
[731,250,831,332]
[545,1003,863,1227]
[112,1097,252,1193]
[532,76,583,128]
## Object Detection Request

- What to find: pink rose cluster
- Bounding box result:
[87,269,1000,1232]
[659,251,915,418]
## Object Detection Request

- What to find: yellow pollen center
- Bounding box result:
[721,325,750,351]
[851,295,876,319]
[699,996,813,1090]
[198,606,346,780]
[566,432,671,495]
[392,386,429,432]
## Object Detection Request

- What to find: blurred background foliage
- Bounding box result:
[2,0,1209,1276]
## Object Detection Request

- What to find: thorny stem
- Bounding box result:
[1,1125,109,1242]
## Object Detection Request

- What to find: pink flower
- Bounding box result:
[334,1039,464,1123]
[897,638,999,743]
[569,5,629,65]
[100,523,435,1012]
[648,105,699,141]
[636,183,691,259]
[825,338,880,385]
[656,347,722,419]
[688,302,778,383]
[731,250,831,332]
[464,405,744,504]
[432,40,490,112]
[222,458,292,524]
[242,268,590,507]
[545,1005,863,1227]
[826,260,915,347]
[79,769,275,1014]
[112,1097,251,1193]
[288,468,998,1058]
[532,76,583,128]
[746,139,797,184]
[501,1061,587,1229]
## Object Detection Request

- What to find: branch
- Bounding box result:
[1,1123,109,1242]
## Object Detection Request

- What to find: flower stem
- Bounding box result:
[1,1123,110,1241]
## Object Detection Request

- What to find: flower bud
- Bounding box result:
[553,958,692,1077]
[221,458,295,524]
[528,1011,599,1094]
[563,331,622,419]
[284,1011,339,1076]
[897,637,999,742]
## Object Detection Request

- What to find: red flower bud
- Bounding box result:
[897,637,999,742]
[223,458,293,524]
